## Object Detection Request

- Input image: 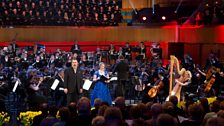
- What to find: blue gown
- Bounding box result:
[91,70,112,107]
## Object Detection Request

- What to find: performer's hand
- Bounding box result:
[80,89,83,94]
[64,88,68,94]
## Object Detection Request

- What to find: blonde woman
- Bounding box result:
[91,62,112,107]
[171,70,192,102]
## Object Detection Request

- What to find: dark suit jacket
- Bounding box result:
[114,60,129,80]
[64,67,83,94]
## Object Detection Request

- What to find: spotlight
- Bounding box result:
[142,16,147,21]
[162,16,166,20]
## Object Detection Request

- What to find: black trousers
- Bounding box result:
[115,80,128,98]
[67,92,79,105]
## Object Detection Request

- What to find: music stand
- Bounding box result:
[72,49,81,54]
[136,55,144,61]
[132,47,140,53]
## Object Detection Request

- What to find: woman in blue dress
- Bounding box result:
[91,62,112,107]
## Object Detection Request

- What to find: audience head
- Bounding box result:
[210,100,220,113]
[162,101,175,116]
[132,118,145,126]
[49,106,58,117]
[217,110,224,119]
[58,107,70,121]
[219,101,224,110]
[94,98,102,108]
[92,116,105,126]
[188,103,204,120]
[98,105,109,116]
[151,103,163,119]
[156,113,177,126]
[199,98,209,113]
[206,117,224,126]
[104,107,123,126]
[114,97,125,109]
[77,97,91,115]
[169,95,178,106]
[68,102,77,113]
[39,102,49,115]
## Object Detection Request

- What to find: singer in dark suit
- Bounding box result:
[64,58,83,104]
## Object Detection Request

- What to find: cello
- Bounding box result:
[204,66,216,93]
[148,77,164,98]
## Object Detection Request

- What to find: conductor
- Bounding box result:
[113,55,129,97]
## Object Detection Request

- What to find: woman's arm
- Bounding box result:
[175,79,191,86]
[93,74,99,82]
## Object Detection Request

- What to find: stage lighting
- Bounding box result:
[142,16,147,21]
[162,16,166,20]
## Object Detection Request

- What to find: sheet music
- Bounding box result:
[83,79,92,90]
[51,79,60,90]
[110,77,117,81]
[12,80,19,92]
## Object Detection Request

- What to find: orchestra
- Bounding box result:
[0,42,223,108]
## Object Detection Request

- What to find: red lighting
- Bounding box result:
[162,16,166,20]
[142,16,147,21]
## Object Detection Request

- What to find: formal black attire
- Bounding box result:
[71,44,81,54]
[64,67,83,104]
[113,59,129,97]
[50,75,66,107]
[123,46,132,60]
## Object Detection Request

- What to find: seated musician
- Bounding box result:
[96,47,102,63]
[80,53,93,68]
[171,70,192,102]
[71,41,81,54]
[108,44,117,65]
[136,42,146,61]
[197,66,218,96]
[122,42,132,60]
[205,51,219,71]
[181,53,194,71]
[27,70,47,109]
[143,71,168,103]
[50,68,66,107]
[150,43,162,60]
[72,52,81,62]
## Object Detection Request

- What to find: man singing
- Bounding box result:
[64,58,83,104]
